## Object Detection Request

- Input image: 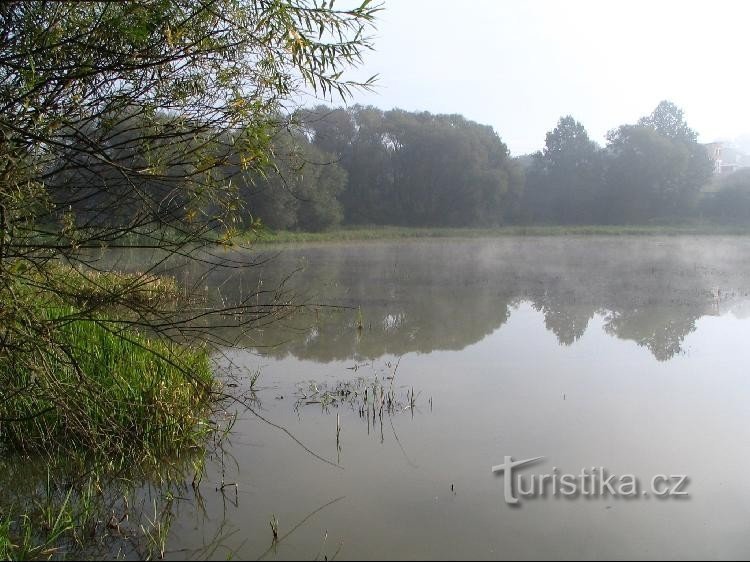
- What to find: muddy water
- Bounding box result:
[162,237,750,559]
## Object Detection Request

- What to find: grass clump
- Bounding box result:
[24,262,183,311]
[0,263,219,559]
[0,305,215,457]
[0,452,210,560]
[0,263,217,458]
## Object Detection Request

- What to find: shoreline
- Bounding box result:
[242,225,750,245]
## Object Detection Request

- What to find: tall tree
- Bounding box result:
[604,101,712,223]
[522,116,604,224]
[638,100,698,142]
[303,106,523,227]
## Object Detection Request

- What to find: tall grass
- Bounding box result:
[0,451,210,560]
[1,262,216,458]
[0,305,215,457]
[0,263,220,559]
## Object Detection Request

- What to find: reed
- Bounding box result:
[0,304,215,457]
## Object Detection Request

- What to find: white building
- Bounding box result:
[703,142,750,175]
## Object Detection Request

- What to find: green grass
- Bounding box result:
[0,263,217,461]
[0,305,215,457]
[0,452,207,560]
[0,483,80,561]
[239,224,750,245]
[0,264,218,559]
[1,263,214,457]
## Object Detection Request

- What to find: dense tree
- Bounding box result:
[290,102,728,228]
[604,101,713,223]
[300,105,395,224]
[43,91,738,235]
[387,110,523,226]
[301,106,523,227]
[293,146,347,231]
[701,169,750,223]
[522,116,604,224]
[638,101,698,142]
[221,100,736,229]
[222,128,346,231]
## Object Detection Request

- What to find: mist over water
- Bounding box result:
[199,236,750,362]
[150,236,750,560]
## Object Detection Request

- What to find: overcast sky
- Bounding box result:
[328,0,750,155]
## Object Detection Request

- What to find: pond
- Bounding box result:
[98,237,750,559]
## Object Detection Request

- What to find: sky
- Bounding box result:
[322,0,750,155]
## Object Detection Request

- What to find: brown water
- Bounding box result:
[158,237,750,559]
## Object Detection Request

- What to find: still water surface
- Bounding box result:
[161,237,750,559]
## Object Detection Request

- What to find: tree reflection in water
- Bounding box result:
[173,237,750,363]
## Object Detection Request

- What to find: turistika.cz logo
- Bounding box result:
[491,456,689,506]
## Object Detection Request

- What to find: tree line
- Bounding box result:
[50,100,750,232]
[245,106,524,230]
[232,100,749,231]
[522,101,715,225]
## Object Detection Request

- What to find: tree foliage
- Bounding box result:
[605,101,713,222]
[522,116,604,224]
[300,105,523,227]
[226,128,346,232]
[518,102,715,225]
[1,0,377,249]
[702,169,750,223]
[239,101,735,229]
[0,0,378,454]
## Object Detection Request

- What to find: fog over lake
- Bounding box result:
[133,236,750,560]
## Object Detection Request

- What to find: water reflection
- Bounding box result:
[193,237,750,362]
[138,237,750,560]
